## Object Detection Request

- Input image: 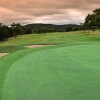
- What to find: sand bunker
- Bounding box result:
[0,53,9,57]
[24,45,53,48]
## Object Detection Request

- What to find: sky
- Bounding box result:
[0,0,100,25]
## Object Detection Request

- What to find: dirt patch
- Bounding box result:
[24,45,53,49]
[0,53,9,57]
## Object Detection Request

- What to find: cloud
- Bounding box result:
[0,0,99,25]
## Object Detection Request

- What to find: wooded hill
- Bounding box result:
[25,23,80,33]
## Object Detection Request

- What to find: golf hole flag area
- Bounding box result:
[1,44,100,100]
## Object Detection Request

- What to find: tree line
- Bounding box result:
[0,23,80,41]
[25,24,81,33]
[0,23,32,41]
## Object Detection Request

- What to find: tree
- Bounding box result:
[0,23,33,41]
[11,23,26,38]
[0,23,9,41]
[11,23,18,38]
[84,8,100,33]
[72,27,79,31]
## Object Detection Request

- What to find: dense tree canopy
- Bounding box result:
[0,23,32,41]
[84,8,100,30]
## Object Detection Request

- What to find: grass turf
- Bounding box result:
[1,31,100,100]
[1,44,100,100]
[0,46,26,53]
[0,46,60,99]
[0,31,100,52]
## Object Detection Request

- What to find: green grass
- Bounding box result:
[1,44,100,100]
[0,46,26,53]
[0,31,100,100]
[0,46,56,99]
[0,31,100,52]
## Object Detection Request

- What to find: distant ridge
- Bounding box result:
[25,23,80,32]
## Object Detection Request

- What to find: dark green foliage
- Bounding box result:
[26,28,33,34]
[72,27,79,31]
[83,8,100,30]
[0,23,32,41]
[25,23,80,34]
[0,24,9,41]
[0,23,80,41]
[66,26,73,32]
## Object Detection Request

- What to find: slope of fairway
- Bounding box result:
[2,44,100,100]
[1,31,100,53]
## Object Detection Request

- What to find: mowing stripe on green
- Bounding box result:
[2,44,100,100]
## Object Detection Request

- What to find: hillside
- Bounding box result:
[25,23,80,32]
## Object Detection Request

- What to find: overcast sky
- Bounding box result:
[0,0,100,25]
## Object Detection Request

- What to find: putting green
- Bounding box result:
[2,44,100,100]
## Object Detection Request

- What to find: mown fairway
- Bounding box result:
[0,31,100,100]
[0,31,100,52]
[2,44,100,100]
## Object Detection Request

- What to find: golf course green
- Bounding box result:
[1,44,100,100]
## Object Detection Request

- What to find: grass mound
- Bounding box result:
[1,44,100,100]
